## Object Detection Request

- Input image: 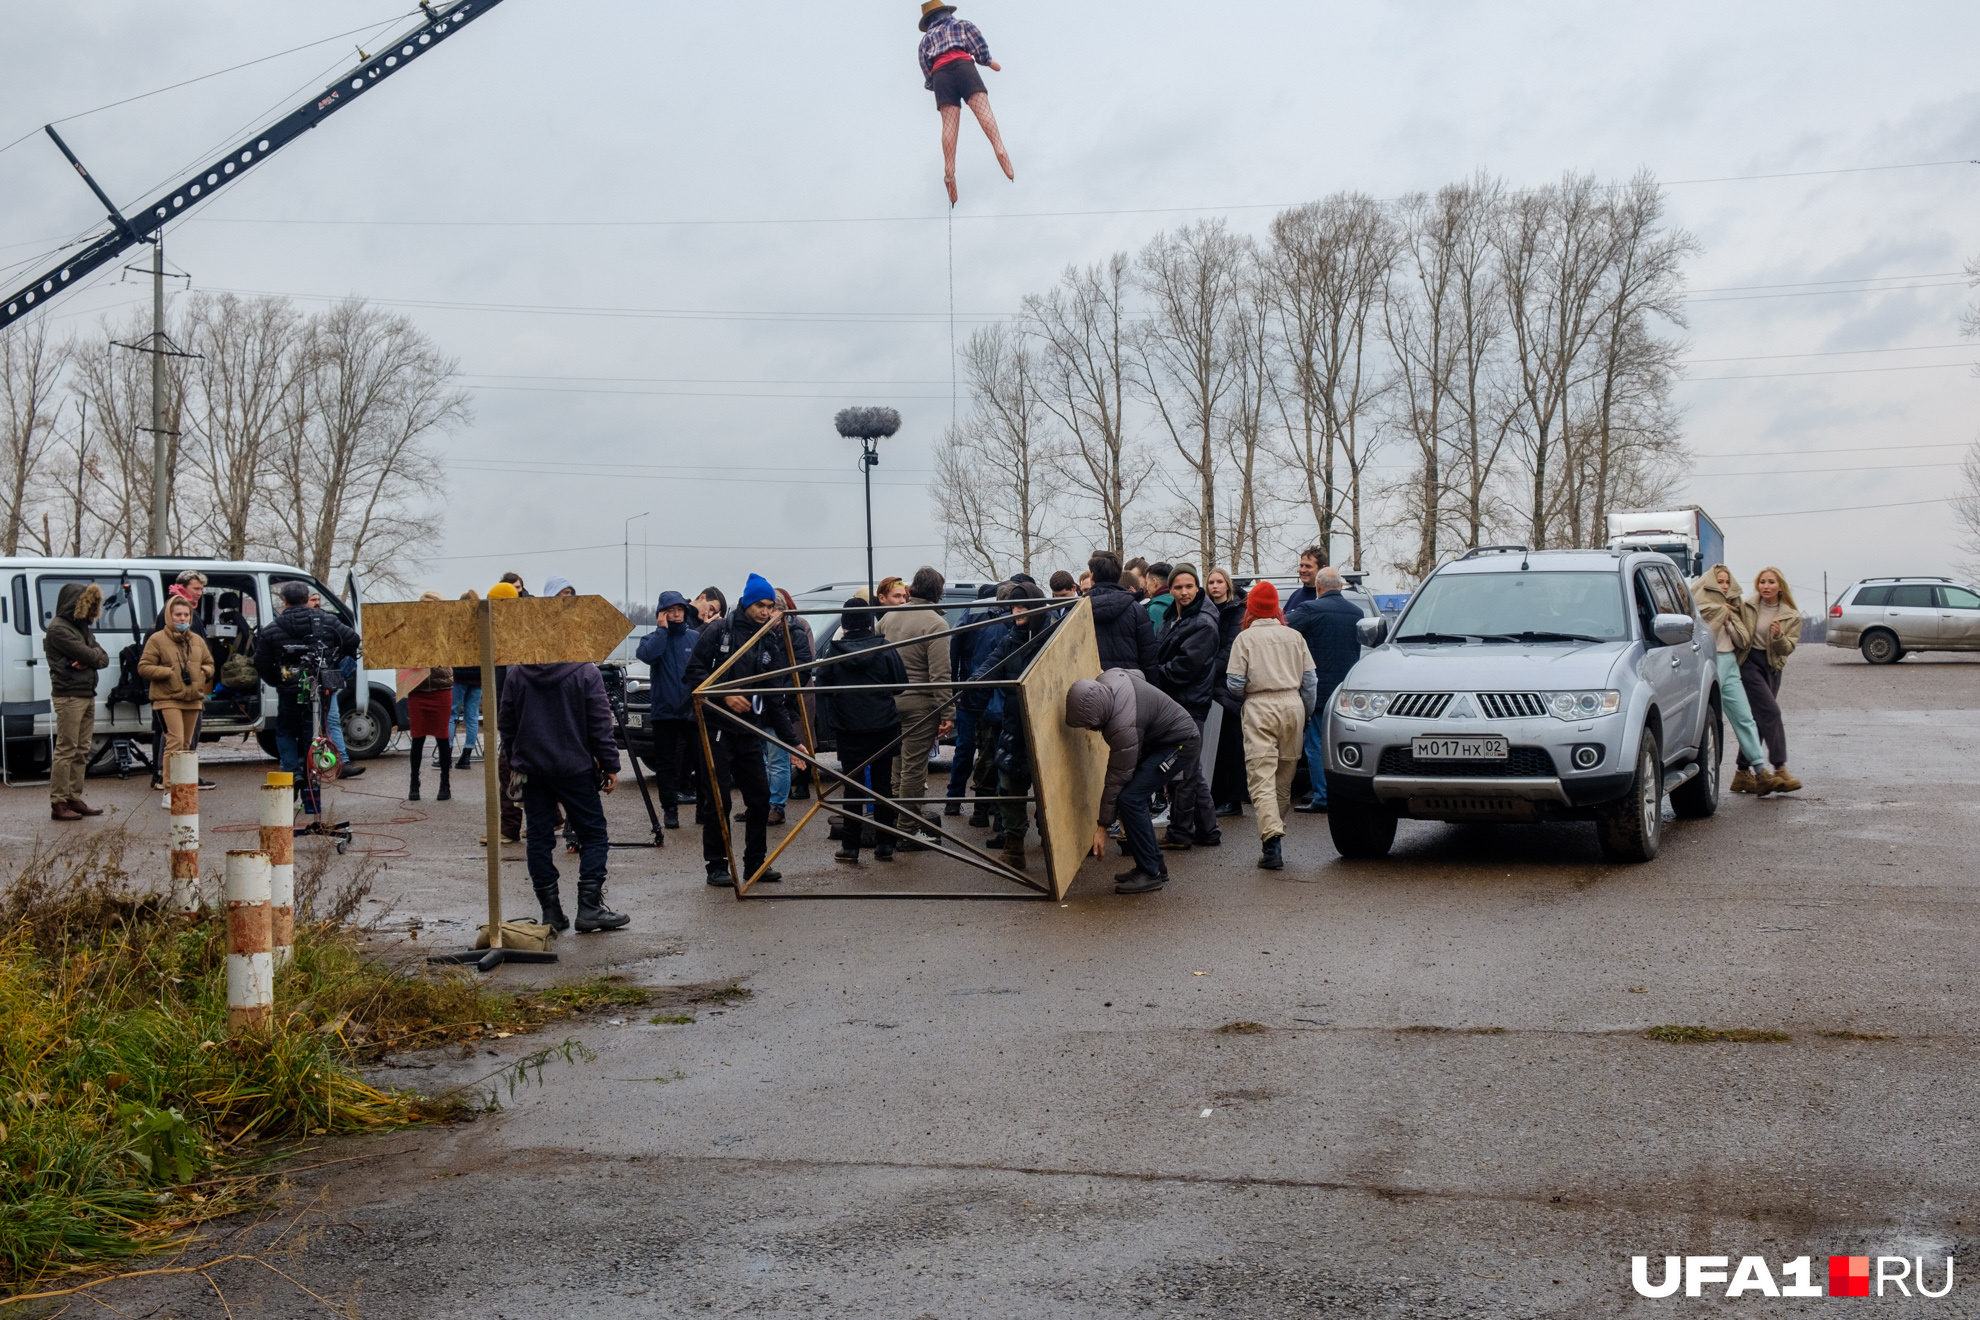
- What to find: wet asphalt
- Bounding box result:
[35,647,1980,1317]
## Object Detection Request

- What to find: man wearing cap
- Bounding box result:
[685,574,793,887]
[1225,581,1319,871]
[916,1,1013,204]
[636,589,701,832]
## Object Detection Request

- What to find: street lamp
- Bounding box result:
[835,406,901,603]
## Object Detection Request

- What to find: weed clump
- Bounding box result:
[1645,1025,1791,1044]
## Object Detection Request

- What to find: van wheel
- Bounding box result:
[1596,731,1662,862]
[1860,630,1902,665]
[1328,799,1398,859]
[1670,712,1720,820]
[343,697,394,761]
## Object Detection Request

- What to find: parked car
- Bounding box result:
[1322,546,1721,864]
[1825,576,1980,664]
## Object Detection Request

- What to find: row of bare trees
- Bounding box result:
[933,171,1696,583]
[0,295,468,588]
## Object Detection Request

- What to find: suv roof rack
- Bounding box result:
[1856,575,1952,583]
[1459,545,1529,560]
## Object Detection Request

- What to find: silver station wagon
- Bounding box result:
[1322,548,1723,864]
[1825,576,1980,664]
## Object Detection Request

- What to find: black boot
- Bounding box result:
[534,880,570,931]
[436,756,452,802]
[407,738,423,801]
[575,878,630,932]
[1259,835,1284,871]
[663,808,681,831]
[457,745,472,771]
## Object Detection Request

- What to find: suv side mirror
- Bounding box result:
[1356,616,1389,647]
[1651,612,1695,647]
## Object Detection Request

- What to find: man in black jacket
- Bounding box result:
[1084,550,1157,674]
[943,584,1001,819]
[498,661,628,932]
[816,595,909,864]
[1150,563,1221,848]
[683,574,792,887]
[968,582,1058,869]
[1285,566,1364,812]
[255,581,362,815]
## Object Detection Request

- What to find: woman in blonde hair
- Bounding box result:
[1733,566,1802,794]
[1691,565,1767,787]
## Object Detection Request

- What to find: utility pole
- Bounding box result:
[150,239,167,556]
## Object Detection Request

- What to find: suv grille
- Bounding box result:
[1378,747,1559,778]
[1477,692,1545,719]
[1388,693,1452,719]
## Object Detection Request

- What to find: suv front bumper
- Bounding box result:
[1327,712,1635,817]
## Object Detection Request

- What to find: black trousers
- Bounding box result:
[702,725,770,870]
[1736,653,1787,768]
[649,717,700,811]
[1209,700,1248,806]
[836,724,901,851]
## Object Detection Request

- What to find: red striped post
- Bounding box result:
[224,849,273,1034]
[261,774,295,968]
[167,750,200,911]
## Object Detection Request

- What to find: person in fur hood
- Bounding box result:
[1690,565,1768,783]
[44,582,108,821]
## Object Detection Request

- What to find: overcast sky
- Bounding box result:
[3,0,1977,607]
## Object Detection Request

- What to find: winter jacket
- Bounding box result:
[411,666,455,695]
[1145,591,1175,632]
[137,628,215,710]
[1063,668,1199,826]
[43,583,108,698]
[1690,570,1752,654]
[1086,581,1158,674]
[951,602,1011,717]
[1226,617,1318,715]
[970,608,1058,772]
[879,602,951,708]
[1151,592,1219,720]
[636,618,699,722]
[1735,596,1802,671]
[454,666,484,691]
[1284,583,1318,614]
[1284,590,1364,700]
[683,608,796,742]
[815,603,908,735]
[496,661,622,779]
[1208,597,1245,716]
[254,604,362,689]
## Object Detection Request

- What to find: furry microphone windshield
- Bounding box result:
[834,406,902,440]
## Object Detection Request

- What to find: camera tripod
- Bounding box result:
[286,659,352,853]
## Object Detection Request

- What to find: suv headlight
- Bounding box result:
[1335,690,1392,721]
[1544,690,1620,721]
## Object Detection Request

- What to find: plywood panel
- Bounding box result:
[362,597,631,669]
[1016,597,1106,901]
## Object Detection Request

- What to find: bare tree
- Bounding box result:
[184,292,302,559]
[264,300,468,588]
[1222,262,1276,575]
[70,308,190,556]
[1024,256,1149,556]
[931,325,1061,578]
[0,322,67,555]
[1136,220,1246,568]
[1955,439,1980,579]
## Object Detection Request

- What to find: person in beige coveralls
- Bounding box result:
[1224,580,1317,872]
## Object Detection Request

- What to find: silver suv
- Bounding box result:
[1322,547,1722,863]
[1825,576,1980,664]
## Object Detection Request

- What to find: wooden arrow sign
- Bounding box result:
[361,596,631,669]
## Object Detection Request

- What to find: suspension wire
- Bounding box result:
[947,202,958,432]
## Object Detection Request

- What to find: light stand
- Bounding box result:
[834,407,902,603]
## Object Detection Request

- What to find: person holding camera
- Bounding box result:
[256,580,361,815]
[139,595,216,795]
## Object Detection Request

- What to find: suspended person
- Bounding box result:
[685,574,793,888]
[817,595,909,864]
[1284,567,1363,815]
[917,2,1014,205]
[404,593,456,802]
[1203,568,1248,818]
[636,589,701,832]
[1692,565,1768,787]
[1734,567,1803,795]
[1150,564,1221,850]
[1225,581,1317,872]
[1063,665,1201,895]
[43,582,108,822]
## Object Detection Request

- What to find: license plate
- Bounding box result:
[1411,735,1508,761]
[627,714,644,729]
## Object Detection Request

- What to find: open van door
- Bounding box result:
[342,569,362,635]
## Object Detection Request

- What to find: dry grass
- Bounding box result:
[1645,1025,1792,1044]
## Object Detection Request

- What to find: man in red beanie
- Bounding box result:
[1223,581,1318,870]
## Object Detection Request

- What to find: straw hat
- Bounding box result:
[919,1,957,31]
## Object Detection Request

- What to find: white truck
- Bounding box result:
[0,557,399,782]
[1605,507,1724,581]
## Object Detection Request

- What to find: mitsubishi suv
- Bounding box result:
[1321,547,1722,863]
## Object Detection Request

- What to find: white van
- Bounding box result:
[0,557,400,782]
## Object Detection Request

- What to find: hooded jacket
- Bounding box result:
[684,607,796,741]
[816,598,909,734]
[1152,591,1219,719]
[1065,668,1199,826]
[950,588,1009,718]
[970,596,1058,771]
[44,583,109,698]
[496,661,622,779]
[1690,568,1752,654]
[1735,594,1802,671]
[138,626,215,710]
[636,590,700,721]
[1086,581,1158,674]
[1284,589,1364,698]
[254,603,362,689]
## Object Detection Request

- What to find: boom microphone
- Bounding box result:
[834,406,902,440]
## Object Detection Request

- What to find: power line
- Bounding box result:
[426,539,945,561]
[1691,461,1962,477]
[1687,341,1969,363]
[1717,496,1957,519]
[1686,361,1971,383]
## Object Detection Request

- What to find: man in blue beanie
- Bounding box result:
[684,574,793,887]
[636,589,700,832]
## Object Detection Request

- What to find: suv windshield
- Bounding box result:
[1397,571,1628,642]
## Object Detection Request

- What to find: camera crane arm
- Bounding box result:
[1,0,510,332]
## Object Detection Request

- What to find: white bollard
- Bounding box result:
[167,750,200,911]
[260,776,295,969]
[224,849,273,1034]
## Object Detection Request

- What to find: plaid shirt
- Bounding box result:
[918,17,992,89]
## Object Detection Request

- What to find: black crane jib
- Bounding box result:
[1,0,509,332]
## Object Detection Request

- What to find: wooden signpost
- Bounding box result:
[364,594,632,971]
